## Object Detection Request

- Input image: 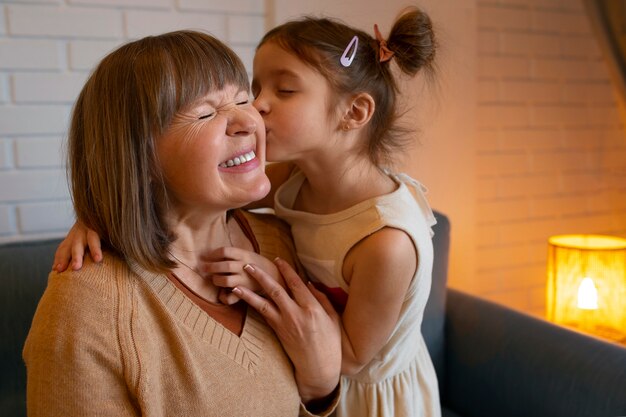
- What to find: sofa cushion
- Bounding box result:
[0,238,61,416]
[444,289,626,417]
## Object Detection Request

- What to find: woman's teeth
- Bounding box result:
[219,151,256,168]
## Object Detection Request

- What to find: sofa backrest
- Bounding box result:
[0,238,62,417]
[422,210,451,394]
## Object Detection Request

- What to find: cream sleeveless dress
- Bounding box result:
[274,170,441,417]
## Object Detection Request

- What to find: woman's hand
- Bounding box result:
[232,258,341,405]
[53,221,103,272]
[203,247,285,305]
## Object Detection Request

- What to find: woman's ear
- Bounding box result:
[342,92,375,130]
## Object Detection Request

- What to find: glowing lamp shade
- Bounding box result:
[546,234,626,342]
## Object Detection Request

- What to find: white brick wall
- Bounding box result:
[178,0,264,14]
[125,11,226,39]
[15,136,64,167]
[7,5,124,38]
[0,204,16,236]
[0,138,9,167]
[0,0,265,243]
[68,40,122,71]
[0,105,70,135]
[12,73,88,103]
[0,39,60,70]
[476,0,626,315]
[1,0,624,322]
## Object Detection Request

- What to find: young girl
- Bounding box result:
[244,9,441,417]
[54,7,440,417]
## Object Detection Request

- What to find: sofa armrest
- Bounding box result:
[443,289,626,417]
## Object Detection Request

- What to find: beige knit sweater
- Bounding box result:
[23,211,337,417]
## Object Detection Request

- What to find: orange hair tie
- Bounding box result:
[374,24,394,63]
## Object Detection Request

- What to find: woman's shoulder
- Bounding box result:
[24,252,130,362]
[23,252,133,408]
[48,251,129,300]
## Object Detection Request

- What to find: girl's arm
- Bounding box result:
[339,227,417,376]
[244,162,296,210]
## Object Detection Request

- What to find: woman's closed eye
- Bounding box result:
[197,96,251,120]
[198,112,216,120]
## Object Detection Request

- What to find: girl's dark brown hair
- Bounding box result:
[258,7,437,167]
[69,30,249,272]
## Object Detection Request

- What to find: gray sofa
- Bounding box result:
[1,211,626,417]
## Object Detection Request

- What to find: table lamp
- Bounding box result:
[546,234,626,343]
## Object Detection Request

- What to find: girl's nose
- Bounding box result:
[252,94,269,116]
[226,107,257,137]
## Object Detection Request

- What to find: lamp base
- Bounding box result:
[559,320,626,345]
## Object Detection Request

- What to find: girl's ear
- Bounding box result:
[342,92,375,130]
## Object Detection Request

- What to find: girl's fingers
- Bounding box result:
[52,222,94,272]
[53,243,71,272]
[70,241,86,271]
[201,246,244,262]
[212,274,245,288]
[204,260,241,274]
[86,229,103,263]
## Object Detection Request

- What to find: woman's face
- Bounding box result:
[251,42,340,164]
[157,84,270,214]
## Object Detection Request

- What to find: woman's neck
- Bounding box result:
[168,210,233,257]
[165,209,238,304]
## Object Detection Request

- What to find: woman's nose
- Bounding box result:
[226,107,257,137]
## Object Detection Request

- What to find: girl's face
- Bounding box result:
[157,84,270,214]
[252,42,341,163]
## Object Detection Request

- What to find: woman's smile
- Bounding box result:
[219,149,257,168]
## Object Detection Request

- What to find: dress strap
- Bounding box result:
[387,171,437,237]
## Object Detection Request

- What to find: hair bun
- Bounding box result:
[386,6,436,76]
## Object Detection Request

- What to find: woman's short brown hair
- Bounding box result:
[69,30,249,272]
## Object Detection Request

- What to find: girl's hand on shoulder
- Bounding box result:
[203,247,284,305]
[231,258,342,404]
[52,221,103,272]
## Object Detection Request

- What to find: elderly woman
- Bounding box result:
[23,30,341,416]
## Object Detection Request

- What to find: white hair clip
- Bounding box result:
[340,35,359,67]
